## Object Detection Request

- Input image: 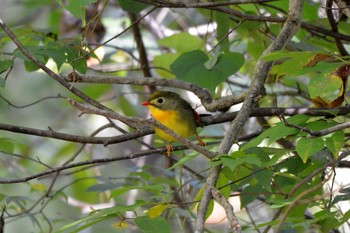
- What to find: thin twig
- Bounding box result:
[263,152,349,233]
[0,94,66,108]
[0,148,160,184]
[1,104,350,145]
[281,115,350,137]
[326,0,349,56]
[128,12,156,93]
[211,187,241,232]
[137,0,278,8]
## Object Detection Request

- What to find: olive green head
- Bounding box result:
[142,91,191,111]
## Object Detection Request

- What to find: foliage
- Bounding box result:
[0,0,350,233]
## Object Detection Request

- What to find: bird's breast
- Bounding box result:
[147,105,196,142]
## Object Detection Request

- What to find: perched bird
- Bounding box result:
[142,91,205,156]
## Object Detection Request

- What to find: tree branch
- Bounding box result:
[136,0,276,7]
[0,148,161,184]
[1,106,349,144]
[282,116,350,137]
[0,121,153,145]
[128,12,156,93]
[211,187,241,232]
[194,0,303,232]
[64,73,222,111]
[326,0,349,56]
[70,99,215,159]
[136,0,350,42]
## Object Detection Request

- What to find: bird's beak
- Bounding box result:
[142,101,150,106]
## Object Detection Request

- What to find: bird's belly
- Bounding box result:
[151,109,196,142]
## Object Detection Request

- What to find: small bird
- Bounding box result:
[142,91,205,156]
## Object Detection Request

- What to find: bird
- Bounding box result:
[142,91,205,156]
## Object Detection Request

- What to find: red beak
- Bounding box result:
[142,101,150,106]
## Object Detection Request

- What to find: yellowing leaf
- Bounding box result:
[31,183,47,193]
[112,221,128,229]
[309,73,342,100]
[148,204,174,218]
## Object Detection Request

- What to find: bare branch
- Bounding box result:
[326,0,349,56]
[1,105,349,145]
[136,0,276,7]
[137,0,350,42]
[0,93,66,108]
[0,148,161,184]
[128,12,156,93]
[334,0,350,18]
[211,187,241,233]
[65,73,247,111]
[0,121,153,145]
[68,98,148,128]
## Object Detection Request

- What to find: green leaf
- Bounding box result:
[260,147,289,167]
[171,50,244,94]
[72,170,99,202]
[317,210,348,232]
[171,50,208,78]
[0,77,5,87]
[57,200,146,233]
[261,51,319,61]
[158,32,203,52]
[0,59,13,73]
[220,153,245,171]
[192,184,214,221]
[261,51,335,77]
[153,53,178,79]
[325,130,344,157]
[215,12,231,51]
[296,137,324,163]
[110,184,164,197]
[135,216,171,233]
[168,152,199,170]
[306,120,336,131]
[13,44,71,72]
[0,138,15,154]
[240,184,264,208]
[65,0,97,19]
[220,149,263,171]
[255,169,274,192]
[310,149,332,164]
[65,46,88,74]
[215,52,245,77]
[242,115,311,150]
[119,0,149,13]
[330,194,350,206]
[86,183,120,192]
[217,172,230,198]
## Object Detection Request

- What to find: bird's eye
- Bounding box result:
[157,98,164,104]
